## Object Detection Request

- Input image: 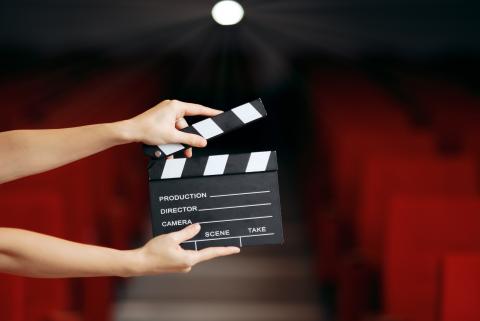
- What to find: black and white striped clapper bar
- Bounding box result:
[144,99,284,250]
[143,98,268,158]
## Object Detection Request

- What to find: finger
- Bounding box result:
[169,223,201,243]
[175,117,189,130]
[184,148,193,158]
[174,131,207,148]
[191,246,241,265]
[176,101,223,117]
[175,118,193,158]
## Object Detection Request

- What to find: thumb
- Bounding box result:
[169,224,201,243]
[174,131,207,148]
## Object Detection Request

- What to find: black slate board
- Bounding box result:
[148,151,284,249]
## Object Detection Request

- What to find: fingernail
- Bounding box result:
[193,223,201,230]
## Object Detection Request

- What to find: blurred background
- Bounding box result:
[1,0,480,321]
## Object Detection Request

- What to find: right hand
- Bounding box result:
[129,224,240,276]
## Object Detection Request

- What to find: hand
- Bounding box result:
[126,100,222,157]
[130,224,240,276]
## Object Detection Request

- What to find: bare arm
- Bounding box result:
[0,224,239,278]
[0,124,128,183]
[0,100,221,184]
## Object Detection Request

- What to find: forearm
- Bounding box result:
[0,121,134,183]
[0,225,240,278]
[0,100,220,184]
[0,228,140,278]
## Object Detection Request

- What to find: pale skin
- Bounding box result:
[0,99,240,278]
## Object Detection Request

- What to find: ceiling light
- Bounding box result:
[211,1,244,26]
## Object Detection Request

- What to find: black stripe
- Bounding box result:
[143,144,161,158]
[182,155,209,178]
[213,110,244,132]
[142,126,201,158]
[249,98,267,116]
[148,158,168,180]
[266,151,278,171]
[224,153,251,175]
[177,126,202,155]
[181,126,200,136]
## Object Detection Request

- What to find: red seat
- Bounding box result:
[336,156,478,321]
[330,129,434,219]
[0,189,73,321]
[3,160,97,244]
[0,275,25,321]
[384,197,480,321]
[401,76,480,147]
[308,70,431,283]
[440,254,480,321]
[312,71,412,161]
[358,155,478,266]
[5,66,154,246]
[312,130,435,282]
[3,160,114,321]
[90,146,148,250]
[31,67,157,320]
[0,69,77,130]
[1,66,159,321]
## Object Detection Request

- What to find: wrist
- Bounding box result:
[107,119,140,145]
[115,248,146,277]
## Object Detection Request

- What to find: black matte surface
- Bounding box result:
[149,171,284,250]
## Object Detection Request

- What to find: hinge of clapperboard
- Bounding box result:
[143,98,267,164]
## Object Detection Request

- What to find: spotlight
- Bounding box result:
[211,1,244,26]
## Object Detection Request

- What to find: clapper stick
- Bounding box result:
[143,98,267,158]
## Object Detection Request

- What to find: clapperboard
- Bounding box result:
[144,99,284,250]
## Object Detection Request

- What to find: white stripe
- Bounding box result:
[183,233,275,243]
[203,154,229,176]
[192,118,223,139]
[232,103,262,123]
[161,158,187,179]
[158,143,184,155]
[245,151,271,172]
[209,190,270,198]
[198,203,271,212]
[197,216,273,225]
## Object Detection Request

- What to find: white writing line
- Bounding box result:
[184,233,275,243]
[209,191,270,198]
[198,203,271,212]
[197,216,273,225]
